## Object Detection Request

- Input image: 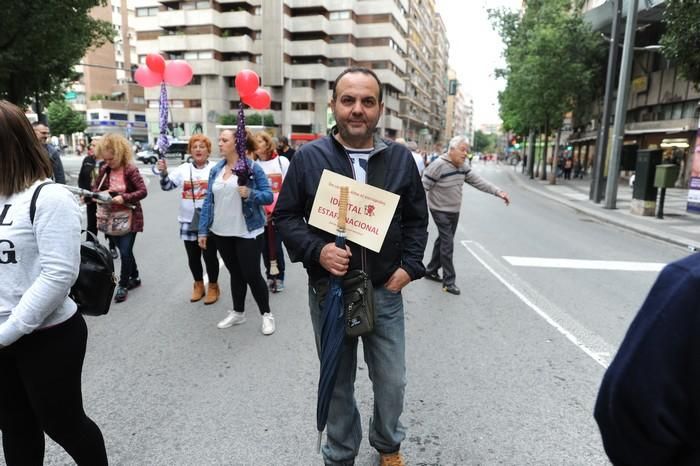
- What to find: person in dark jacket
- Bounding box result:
[78,138,100,241]
[32,122,65,184]
[274,67,428,466]
[594,253,700,466]
[93,134,148,303]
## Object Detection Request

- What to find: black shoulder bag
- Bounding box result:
[186,164,202,233]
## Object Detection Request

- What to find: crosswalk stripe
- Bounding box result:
[503,256,665,272]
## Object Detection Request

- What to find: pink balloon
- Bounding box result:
[134,65,163,87]
[146,53,166,74]
[235,70,259,98]
[245,88,271,109]
[163,60,193,87]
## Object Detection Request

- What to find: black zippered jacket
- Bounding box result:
[273,130,428,287]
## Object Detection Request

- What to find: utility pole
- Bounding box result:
[590,0,622,203]
[605,0,639,209]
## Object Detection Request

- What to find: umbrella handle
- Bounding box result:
[317,432,322,453]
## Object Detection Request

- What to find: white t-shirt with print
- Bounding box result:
[165,161,214,223]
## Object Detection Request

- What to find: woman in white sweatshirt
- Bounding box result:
[0,100,107,465]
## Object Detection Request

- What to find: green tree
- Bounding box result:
[473,130,497,153]
[0,1,113,108]
[660,0,700,89]
[218,112,275,126]
[47,100,87,136]
[490,0,605,180]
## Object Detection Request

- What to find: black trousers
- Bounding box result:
[426,209,460,286]
[0,313,107,466]
[213,233,270,315]
[184,238,219,283]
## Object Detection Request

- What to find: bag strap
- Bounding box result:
[29,181,54,225]
[189,164,197,206]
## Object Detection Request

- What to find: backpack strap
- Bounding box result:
[29,181,55,225]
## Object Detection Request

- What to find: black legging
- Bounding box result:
[213,233,270,315]
[0,313,107,466]
[184,238,219,282]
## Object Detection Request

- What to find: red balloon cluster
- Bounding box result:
[235,70,271,110]
[134,53,193,87]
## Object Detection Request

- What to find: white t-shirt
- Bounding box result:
[0,180,81,346]
[210,169,263,239]
[165,161,214,223]
[345,147,373,184]
[256,156,289,193]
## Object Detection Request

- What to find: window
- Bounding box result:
[189,100,202,108]
[134,114,146,122]
[328,58,350,67]
[329,11,351,20]
[90,112,99,120]
[255,55,263,64]
[109,113,128,121]
[292,79,313,88]
[254,6,261,15]
[190,75,202,85]
[328,35,351,44]
[136,7,158,16]
[133,96,146,105]
[292,102,315,111]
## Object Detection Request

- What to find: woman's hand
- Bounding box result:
[238,186,250,199]
[111,195,125,205]
[198,237,207,250]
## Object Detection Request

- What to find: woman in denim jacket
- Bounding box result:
[197,128,276,335]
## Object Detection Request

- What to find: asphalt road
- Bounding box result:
[17,159,692,465]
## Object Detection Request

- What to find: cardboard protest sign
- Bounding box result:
[308,170,399,252]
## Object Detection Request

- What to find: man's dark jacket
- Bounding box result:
[594,253,700,465]
[273,130,428,286]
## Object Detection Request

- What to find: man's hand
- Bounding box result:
[198,237,207,250]
[497,190,511,206]
[319,243,352,276]
[384,267,411,293]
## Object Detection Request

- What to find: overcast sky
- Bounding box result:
[436,0,522,127]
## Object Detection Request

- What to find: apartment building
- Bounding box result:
[69,0,147,142]
[132,0,415,146]
[399,0,448,148]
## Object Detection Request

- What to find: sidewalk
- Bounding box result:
[506,167,700,251]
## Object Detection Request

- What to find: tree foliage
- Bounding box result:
[660,0,700,89]
[0,0,113,107]
[219,112,275,126]
[47,100,87,135]
[473,130,498,153]
[489,0,606,135]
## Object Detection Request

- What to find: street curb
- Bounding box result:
[506,170,700,252]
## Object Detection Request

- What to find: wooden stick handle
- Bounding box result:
[337,186,349,231]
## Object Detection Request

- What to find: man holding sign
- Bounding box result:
[274,67,428,466]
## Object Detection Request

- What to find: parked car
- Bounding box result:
[136,141,191,164]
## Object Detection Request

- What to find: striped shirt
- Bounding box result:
[422,155,501,212]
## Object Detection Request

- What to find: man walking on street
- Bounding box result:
[277,135,296,162]
[274,67,428,466]
[33,122,66,184]
[422,135,510,295]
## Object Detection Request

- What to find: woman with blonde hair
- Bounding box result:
[198,127,275,335]
[157,134,220,304]
[0,100,107,464]
[254,131,290,292]
[93,133,148,303]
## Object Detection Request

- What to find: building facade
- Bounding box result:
[69,0,148,142]
[131,0,448,147]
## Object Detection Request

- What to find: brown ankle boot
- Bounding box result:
[203,283,220,305]
[191,281,205,302]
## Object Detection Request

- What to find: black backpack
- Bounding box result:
[30,182,116,316]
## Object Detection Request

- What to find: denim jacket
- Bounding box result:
[198,159,272,236]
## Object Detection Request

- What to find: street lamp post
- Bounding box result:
[605,0,639,209]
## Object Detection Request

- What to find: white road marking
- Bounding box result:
[503,256,665,272]
[462,241,613,368]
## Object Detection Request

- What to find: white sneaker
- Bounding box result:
[217,311,246,329]
[261,313,276,335]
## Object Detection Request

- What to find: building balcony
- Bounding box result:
[221,61,259,77]
[287,87,315,102]
[382,114,402,131]
[625,117,698,135]
[384,95,400,112]
[373,70,404,93]
[191,58,225,76]
[220,35,258,53]
[220,11,261,29]
[286,63,332,81]
[287,110,315,126]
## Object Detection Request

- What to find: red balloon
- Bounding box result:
[134,65,162,87]
[245,88,271,109]
[235,70,259,98]
[163,60,193,87]
[146,53,166,74]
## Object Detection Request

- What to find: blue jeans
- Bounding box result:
[110,232,138,287]
[308,285,406,465]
